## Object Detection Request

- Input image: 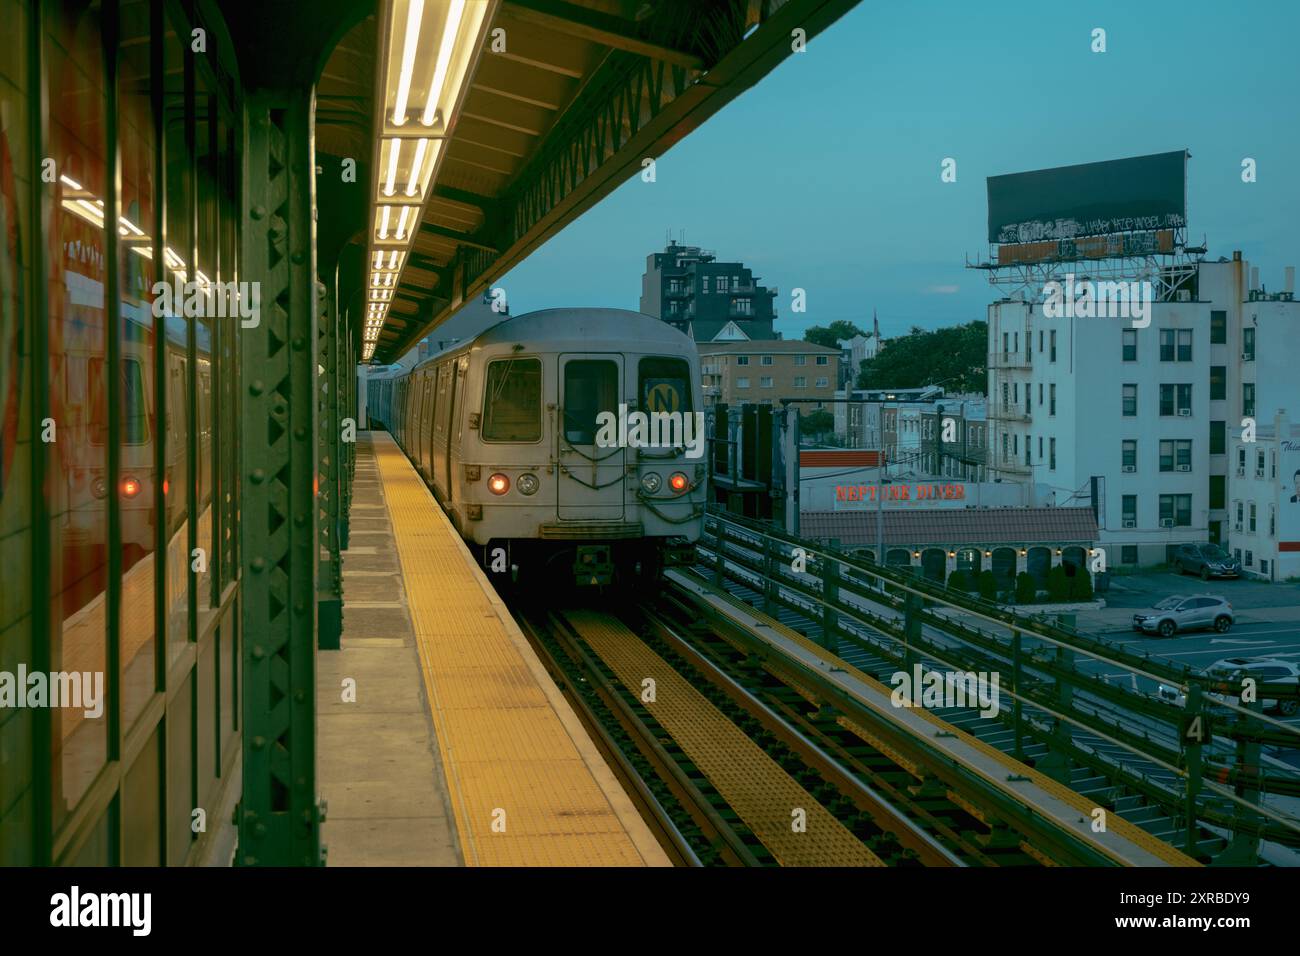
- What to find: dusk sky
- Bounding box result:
[498,0,1300,340]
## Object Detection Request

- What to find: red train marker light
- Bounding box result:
[669,472,688,493]
[488,473,510,495]
[122,476,141,498]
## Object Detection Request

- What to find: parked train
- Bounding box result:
[367,308,707,586]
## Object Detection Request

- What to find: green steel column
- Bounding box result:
[337,299,351,551]
[1182,684,1205,858]
[238,87,324,867]
[821,540,840,652]
[317,279,341,650]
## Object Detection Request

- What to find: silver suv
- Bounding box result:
[1157,658,1300,715]
[1132,595,1234,637]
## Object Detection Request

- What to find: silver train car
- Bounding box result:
[367,308,707,585]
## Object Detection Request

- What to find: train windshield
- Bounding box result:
[563,360,618,444]
[639,357,692,416]
[482,357,542,441]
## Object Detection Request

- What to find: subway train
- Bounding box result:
[367,308,707,586]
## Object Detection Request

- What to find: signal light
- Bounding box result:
[488,473,509,495]
[122,476,141,498]
[669,472,688,493]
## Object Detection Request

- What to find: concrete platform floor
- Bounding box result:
[317,439,462,866]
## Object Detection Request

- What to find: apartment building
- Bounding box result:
[699,340,840,407]
[987,252,1300,566]
[1227,410,1300,581]
[640,240,778,341]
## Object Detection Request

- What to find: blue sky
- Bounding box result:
[499,0,1300,340]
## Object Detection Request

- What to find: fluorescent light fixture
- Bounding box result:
[405,139,429,196]
[389,250,400,269]
[421,0,466,126]
[391,0,425,126]
[374,250,384,269]
[395,206,410,240]
[383,139,401,195]
[59,174,84,190]
[379,205,391,239]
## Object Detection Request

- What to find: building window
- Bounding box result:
[815,355,829,365]
[1210,475,1225,509]
[1038,382,1043,405]
[1235,500,1244,529]
[1003,332,1009,357]
[732,297,753,316]
[794,354,806,365]
[1122,384,1137,416]
[1210,310,1227,344]
[716,275,730,293]
[1159,439,1191,472]
[1249,502,1257,532]
[1256,450,1265,477]
[1038,435,1043,457]
[1122,495,1137,525]
[1243,382,1255,417]
[1049,437,1056,470]
[1270,505,1276,536]
[1159,494,1192,527]
[760,355,773,365]
[736,355,749,365]
[794,376,807,388]
[815,377,828,388]
[1049,330,1057,362]
[1122,439,1137,470]
[1210,366,1226,401]
[1160,383,1192,416]
[1122,329,1137,361]
[702,275,710,293]
[1245,549,1253,567]
[1049,383,1056,415]
[737,377,750,389]
[1178,329,1192,362]
[1211,420,1225,454]
[1025,443,1031,466]
[1242,327,1255,362]
[1121,545,1138,565]
[1013,382,1019,403]
[1159,329,1175,361]
[760,376,773,388]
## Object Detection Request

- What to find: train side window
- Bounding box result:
[563,360,617,445]
[122,358,150,444]
[639,357,692,415]
[482,358,541,442]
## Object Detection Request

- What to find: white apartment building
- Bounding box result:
[987,252,1300,567]
[1228,410,1300,581]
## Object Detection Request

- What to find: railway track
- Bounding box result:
[511,594,1053,866]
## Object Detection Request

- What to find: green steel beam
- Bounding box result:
[238,87,323,867]
[318,276,342,650]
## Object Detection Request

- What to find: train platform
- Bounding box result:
[318,432,668,866]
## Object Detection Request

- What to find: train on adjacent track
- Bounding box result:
[367,308,707,586]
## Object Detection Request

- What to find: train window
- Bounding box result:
[85,358,150,445]
[482,358,541,442]
[563,360,617,445]
[639,357,692,415]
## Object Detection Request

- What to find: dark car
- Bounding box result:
[1171,543,1241,580]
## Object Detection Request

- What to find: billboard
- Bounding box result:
[987,151,1188,245]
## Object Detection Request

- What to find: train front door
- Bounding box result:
[558,354,625,521]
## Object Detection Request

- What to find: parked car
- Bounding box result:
[1132,595,1234,637]
[1157,659,1300,715]
[1171,543,1241,580]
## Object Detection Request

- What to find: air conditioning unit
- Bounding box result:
[1122,464,1136,473]
[1122,519,1137,528]
[1176,464,1191,472]
[1176,289,1192,302]
[1160,518,1175,528]
[1234,523,1243,532]
[1177,408,1192,417]
[1236,467,1246,477]
[1242,352,1254,361]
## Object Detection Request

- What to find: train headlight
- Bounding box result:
[640,472,661,494]
[91,477,108,499]
[122,476,142,499]
[669,472,688,494]
[516,473,539,496]
[488,473,510,495]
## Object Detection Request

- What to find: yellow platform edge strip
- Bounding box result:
[367,431,670,867]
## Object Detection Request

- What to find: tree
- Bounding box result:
[1069,568,1093,601]
[801,408,834,437]
[1015,572,1038,605]
[947,569,970,592]
[1047,565,1070,602]
[856,320,987,394]
[804,320,866,350]
[977,570,998,601]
